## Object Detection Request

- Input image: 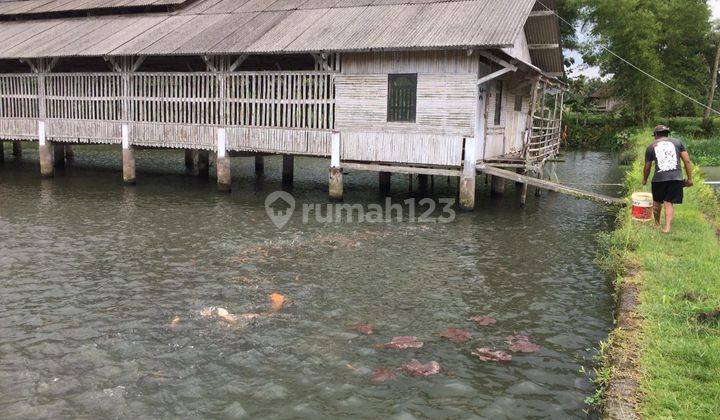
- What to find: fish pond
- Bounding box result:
[0,146,622,418]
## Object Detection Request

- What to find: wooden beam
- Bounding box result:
[528,44,560,50]
[342,162,461,177]
[228,54,248,72]
[477,164,625,205]
[477,67,514,85]
[477,50,517,72]
[529,10,554,17]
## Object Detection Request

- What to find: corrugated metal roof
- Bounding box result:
[524,3,563,74]
[0,0,189,17]
[0,0,556,72]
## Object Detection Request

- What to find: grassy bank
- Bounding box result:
[682,136,720,167]
[602,130,720,418]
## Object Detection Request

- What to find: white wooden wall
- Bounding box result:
[335,51,477,138]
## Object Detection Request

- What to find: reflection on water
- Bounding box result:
[0,145,622,418]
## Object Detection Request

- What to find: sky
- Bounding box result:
[567,1,720,79]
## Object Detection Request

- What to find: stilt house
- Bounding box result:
[0,0,565,208]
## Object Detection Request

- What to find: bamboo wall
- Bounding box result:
[0,71,335,153]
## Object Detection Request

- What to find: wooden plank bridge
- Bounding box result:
[477,164,626,205]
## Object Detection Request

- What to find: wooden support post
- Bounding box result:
[255,155,264,174]
[282,154,294,188]
[520,183,529,206]
[198,150,210,178]
[517,169,528,206]
[379,172,391,195]
[0,140,4,162]
[53,143,66,169]
[459,137,477,210]
[38,121,53,178]
[216,128,231,192]
[329,131,342,200]
[121,123,135,185]
[490,176,506,196]
[418,174,429,194]
[12,141,22,158]
[184,149,195,171]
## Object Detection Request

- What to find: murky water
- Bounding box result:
[1,145,622,419]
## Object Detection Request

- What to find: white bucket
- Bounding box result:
[631,192,654,221]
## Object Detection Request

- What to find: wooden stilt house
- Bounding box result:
[0,0,565,208]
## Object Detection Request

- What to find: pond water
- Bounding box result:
[0,145,622,419]
[702,167,720,192]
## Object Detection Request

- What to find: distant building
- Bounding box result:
[589,86,622,112]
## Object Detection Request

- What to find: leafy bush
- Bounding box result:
[661,117,720,137]
[563,112,631,149]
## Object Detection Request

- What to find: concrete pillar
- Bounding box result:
[12,140,22,158]
[255,155,264,174]
[38,122,53,178]
[121,123,135,184]
[459,137,476,210]
[53,143,66,169]
[216,128,231,192]
[184,149,195,171]
[490,176,506,196]
[198,150,210,178]
[329,167,343,200]
[282,154,294,188]
[64,144,75,160]
[329,132,342,200]
[379,172,391,195]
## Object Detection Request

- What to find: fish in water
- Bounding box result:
[354,324,374,335]
[269,293,287,312]
[472,348,512,363]
[199,307,261,325]
[376,336,423,350]
[170,316,181,328]
[439,328,472,343]
[216,308,238,324]
[370,367,397,383]
[468,315,497,326]
[400,359,440,377]
[505,334,541,353]
[200,306,216,319]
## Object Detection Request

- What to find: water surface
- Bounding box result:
[0,145,621,418]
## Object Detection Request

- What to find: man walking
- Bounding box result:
[642,125,694,233]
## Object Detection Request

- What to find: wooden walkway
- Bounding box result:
[477,164,626,205]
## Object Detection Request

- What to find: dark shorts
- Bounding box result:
[652,181,684,204]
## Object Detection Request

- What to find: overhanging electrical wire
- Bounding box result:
[537,0,720,116]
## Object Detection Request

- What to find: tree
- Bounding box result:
[583,0,711,123]
[704,20,720,122]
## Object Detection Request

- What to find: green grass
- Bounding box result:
[606,130,720,418]
[682,136,720,167]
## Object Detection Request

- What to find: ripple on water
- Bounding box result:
[0,148,620,418]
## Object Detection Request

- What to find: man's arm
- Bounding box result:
[681,151,694,187]
[643,144,654,186]
[642,162,652,185]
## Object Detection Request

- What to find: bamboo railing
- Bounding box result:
[0,71,336,154]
